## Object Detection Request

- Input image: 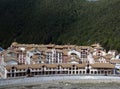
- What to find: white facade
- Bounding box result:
[116,54,120,59]
[87,53,95,64]
[46,49,63,64]
[0,55,7,79]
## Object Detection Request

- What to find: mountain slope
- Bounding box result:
[0,0,120,51]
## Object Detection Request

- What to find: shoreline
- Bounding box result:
[1,75,120,88]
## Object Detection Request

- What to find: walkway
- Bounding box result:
[0,75,120,87]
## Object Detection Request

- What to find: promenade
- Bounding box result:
[1,75,120,87]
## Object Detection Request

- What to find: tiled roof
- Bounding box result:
[67,57,79,63]
[90,63,114,69]
[46,44,55,47]
[94,46,103,49]
[93,55,100,59]
[110,60,120,64]
[104,54,112,59]
[4,56,18,62]
[91,43,101,47]
[55,45,63,49]
[32,55,39,60]
[5,62,115,70]
[11,42,18,45]
[5,64,45,70]
[5,65,13,70]
[45,64,58,68]
[45,49,52,52]
[76,63,86,68]
[79,46,90,49]
[59,64,72,68]
[63,50,68,55]
[56,49,63,52]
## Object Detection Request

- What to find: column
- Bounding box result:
[57,53,60,63]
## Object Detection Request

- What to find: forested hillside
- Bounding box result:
[0,0,120,51]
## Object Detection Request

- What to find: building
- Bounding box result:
[0,42,119,79]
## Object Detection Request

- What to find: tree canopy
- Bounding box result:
[0,0,120,51]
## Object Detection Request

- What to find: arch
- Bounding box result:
[26,67,32,77]
[68,50,80,58]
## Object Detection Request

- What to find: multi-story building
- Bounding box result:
[0,42,120,79]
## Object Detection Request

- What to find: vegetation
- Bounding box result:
[0,0,120,51]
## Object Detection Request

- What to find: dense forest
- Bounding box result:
[0,0,120,51]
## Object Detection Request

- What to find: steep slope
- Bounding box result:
[0,0,120,51]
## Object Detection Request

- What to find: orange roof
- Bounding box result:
[38,48,47,51]
[110,60,120,64]
[59,64,72,68]
[63,50,68,55]
[56,49,63,52]
[32,55,39,60]
[4,56,18,62]
[46,44,55,48]
[45,49,52,52]
[76,63,86,68]
[45,64,58,68]
[30,64,44,69]
[5,65,13,70]
[11,42,18,45]
[67,58,79,63]
[93,55,100,59]
[15,65,29,69]
[104,54,112,59]
[91,43,101,47]
[55,45,63,49]
[79,46,90,49]
[62,45,69,49]
[94,47,103,50]
[5,64,44,70]
[90,63,114,69]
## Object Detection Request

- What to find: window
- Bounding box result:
[108,71,111,74]
[12,66,15,73]
[46,52,52,63]
[101,70,104,74]
[94,71,97,74]
[56,52,63,63]
[72,65,75,70]
[81,49,88,58]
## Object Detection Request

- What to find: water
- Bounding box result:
[1,83,120,89]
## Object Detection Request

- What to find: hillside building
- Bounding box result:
[0,42,120,78]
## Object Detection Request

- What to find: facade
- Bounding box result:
[0,42,120,79]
